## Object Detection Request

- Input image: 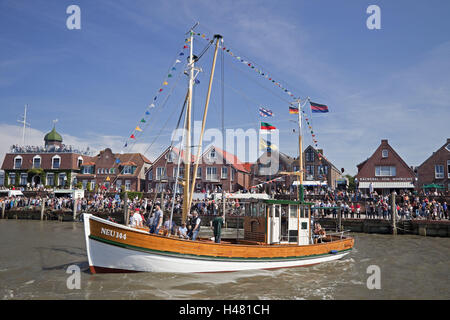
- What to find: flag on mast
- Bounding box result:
[289,106,299,114]
[310,101,329,113]
[259,107,273,117]
[260,122,277,132]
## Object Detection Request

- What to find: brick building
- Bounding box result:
[355,139,415,195]
[77,148,151,192]
[1,126,91,188]
[146,145,251,193]
[416,138,450,192]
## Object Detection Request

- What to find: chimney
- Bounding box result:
[381,139,388,144]
[447,138,450,143]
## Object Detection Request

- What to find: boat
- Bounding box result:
[83,24,354,273]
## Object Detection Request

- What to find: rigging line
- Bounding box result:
[149,92,188,216]
[195,31,305,100]
[109,70,186,187]
[224,54,293,105]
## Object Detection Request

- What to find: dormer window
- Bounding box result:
[210,149,216,159]
[52,155,61,169]
[33,156,41,169]
[382,149,388,158]
[14,156,22,169]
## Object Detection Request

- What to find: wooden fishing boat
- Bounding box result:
[83,198,353,273]
[83,24,354,273]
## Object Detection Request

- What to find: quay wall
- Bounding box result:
[2,209,449,237]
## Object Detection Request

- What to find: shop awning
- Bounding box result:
[358,181,415,189]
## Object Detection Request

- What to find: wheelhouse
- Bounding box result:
[238,198,313,245]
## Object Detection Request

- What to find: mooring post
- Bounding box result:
[73,198,77,221]
[338,207,342,232]
[391,191,397,235]
[40,199,45,221]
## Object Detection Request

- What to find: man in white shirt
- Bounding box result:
[130,208,143,228]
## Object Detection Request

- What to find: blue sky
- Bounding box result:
[0,0,449,176]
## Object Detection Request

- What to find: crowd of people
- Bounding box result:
[0,188,448,222]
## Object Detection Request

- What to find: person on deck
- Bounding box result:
[189,210,201,241]
[130,208,143,228]
[150,205,163,235]
[212,213,225,243]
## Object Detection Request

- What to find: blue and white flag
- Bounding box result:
[259,107,273,117]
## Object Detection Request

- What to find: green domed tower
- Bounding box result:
[44,126,63,147]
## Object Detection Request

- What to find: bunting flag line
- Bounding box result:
[135,126,142,132]
[259,107,273,117]
[192,32,300,102]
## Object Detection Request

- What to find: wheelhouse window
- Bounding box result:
[375,166,396,177]
[435,165,444,179]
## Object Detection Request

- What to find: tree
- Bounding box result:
[344,174,356,192]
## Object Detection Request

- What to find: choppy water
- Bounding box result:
[0,220,449,300]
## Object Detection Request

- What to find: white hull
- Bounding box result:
[83,214,351,273]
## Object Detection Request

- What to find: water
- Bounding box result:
[0,220,449,300]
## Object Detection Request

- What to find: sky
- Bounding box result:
[0,0,449,176]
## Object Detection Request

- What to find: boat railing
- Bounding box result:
[323,230,352,241]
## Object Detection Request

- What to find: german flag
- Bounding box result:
[289,106,299,114]
[310,101,329,113]
[260,122,277,131]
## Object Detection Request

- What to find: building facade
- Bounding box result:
[76,148,151,192]
[146,145,251,193]
[416,138,450,192]
[355,139,415,195]
[1,127,91,189]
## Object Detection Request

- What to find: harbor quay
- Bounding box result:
[1,190,449,237]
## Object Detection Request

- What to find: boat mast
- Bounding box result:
[188,34,222,212]
[296,98,309,203]
[182,24,197,224]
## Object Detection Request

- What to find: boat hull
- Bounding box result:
[83,214,353,273]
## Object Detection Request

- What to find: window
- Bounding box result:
[110,168,115,174]
[52,156,60,169]
[318,165,328,176]
[148,169,153,180]
[14,156,22,169]
[58,173,66,186]
[210,149,216,159]
[206,167,218,181]
[90,180,95,190]
[289,205,298,218]
[173,167,184,178]
[83,166,93,174]
[196,167,201,179]
[306,165,314,176]
[156,167,166,180]
[116,180,122,189]
[435,165,444,179]
[123,166,134,175]
[375,166,396,177]
[9,173,16,185]
[306,150,314,162]
[447,160,450,179]
[97,168,101,174]
[231,169,235,181]
[20,173,27,185]
[166,151,174,162]
[125,180,131,191]
[221,167,228,179]
[46,173,54,186]
[77,157,83,167]
[382,149,388,158]
[82,180,88,189]
[33,156,41,169]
